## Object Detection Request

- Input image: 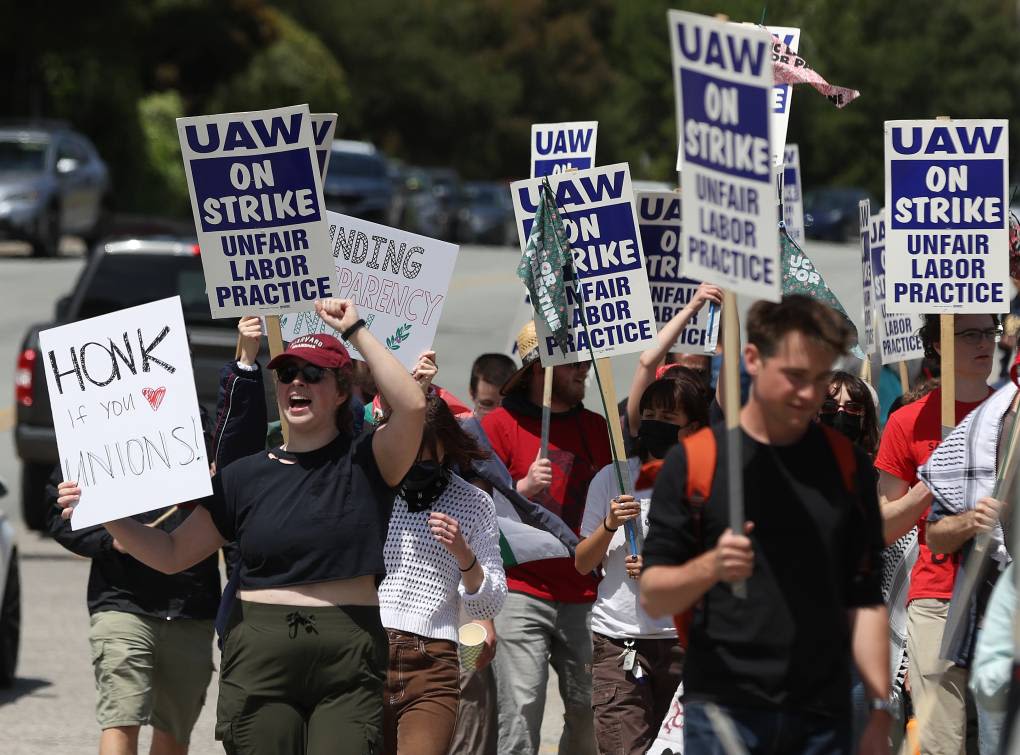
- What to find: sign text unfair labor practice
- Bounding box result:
[178,104,336,318]
[885,119,1009,313]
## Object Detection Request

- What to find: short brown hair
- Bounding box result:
[747,295,851,359]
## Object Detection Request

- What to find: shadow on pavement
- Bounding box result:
[0,676,53,705]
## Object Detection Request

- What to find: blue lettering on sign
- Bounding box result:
[533,156,594,178]
[889,159,1003,230]
[638,195,681,222]
[312,120,333,147]
[517,170,626,213]
[674,22,768,76]
[191,148,321,232]
[681,70,771,182]
[316,149,328,176]
[640,226,684,283]
[783,166,797,187]
[890,125,1003,156]
[534,128,595,156]
[520,201,641,279]
[185,114,304,154]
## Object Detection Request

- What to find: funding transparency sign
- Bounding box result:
[670,11,781,302]
[510,163,657,365]
[884,119,1009,313]
[530,121,598,178]
[870,209,925,364]
[638,191,719,353]
[177,104,336,318]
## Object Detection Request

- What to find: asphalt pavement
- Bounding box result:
[0,234,862,752]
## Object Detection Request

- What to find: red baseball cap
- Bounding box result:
[266,333,352,370]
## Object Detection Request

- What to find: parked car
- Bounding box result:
[322,140,394,225]
[803,187,875,243]
[13,237,268,531]
[0,121,111,256]
[456,181,516,246]
[423,167,462,241]
[0,477,19,687]
[392,166,444,239]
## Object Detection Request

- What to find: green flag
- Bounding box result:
[518,178,571,355]
[780,228,865,358]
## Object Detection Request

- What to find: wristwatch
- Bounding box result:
[868,697,894,716]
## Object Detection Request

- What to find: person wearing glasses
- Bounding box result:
[817,371,880,456]
[874,313,1000,755]
[56,298,427,755]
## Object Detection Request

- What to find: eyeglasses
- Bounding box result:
[954,328,1003,346]
[275,363,328,384]
[820,398,865,416]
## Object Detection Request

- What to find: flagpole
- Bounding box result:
[540,367,554,458]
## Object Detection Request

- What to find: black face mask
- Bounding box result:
[638,419,683,459]
[819,411,864,443]
[399,461,451,512]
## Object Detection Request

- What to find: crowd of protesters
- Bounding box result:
[48,281,1020,755]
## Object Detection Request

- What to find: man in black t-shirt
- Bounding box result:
[640,295,890,755]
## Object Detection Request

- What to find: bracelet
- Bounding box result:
[603,517,619,533]
[341,318,366,341]
[458,556,478,572]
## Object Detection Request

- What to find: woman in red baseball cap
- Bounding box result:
[57,298,427,754]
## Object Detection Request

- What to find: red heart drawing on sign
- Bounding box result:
[142,387,167,411]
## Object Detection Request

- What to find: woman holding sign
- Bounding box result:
[57,298,427,755]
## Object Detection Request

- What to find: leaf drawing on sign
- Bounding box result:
[385,323,413,350]
[141,386,167,411]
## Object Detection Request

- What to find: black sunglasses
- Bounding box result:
[276,363,328,384]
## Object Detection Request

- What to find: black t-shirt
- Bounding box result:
[200,430,395,590]
[643,423,884,717]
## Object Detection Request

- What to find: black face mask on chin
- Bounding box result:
[818,411,864,444]
[399,461,452,512]
[638,419,683,459]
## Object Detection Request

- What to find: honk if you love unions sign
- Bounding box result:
[39,297,211,530]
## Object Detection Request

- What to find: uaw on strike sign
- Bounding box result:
[884,119,1009,313]
[670,11,781,302]
[178,104,336,318]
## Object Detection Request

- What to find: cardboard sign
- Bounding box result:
[530,121,598,178]
[310,112,338,179]
[669,11,781,302]
[767,26,801,167]
[510,163,657,365]
[782,144,806,244]
[859,200,877,355]
[40,297,212,530]
[278,211,458,370]
[884,119,1010,313]
[870,209,925,364]
[177,104,336,318]
[638,190,719,353]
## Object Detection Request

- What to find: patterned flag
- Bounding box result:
[769,33,861,108]
[780,228,865,357]
[518,178,571,354]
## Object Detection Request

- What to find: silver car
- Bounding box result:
[0,122,110,257]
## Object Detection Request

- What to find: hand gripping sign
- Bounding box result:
[510,163,657,365]
[177,104,336,318]
[530,121,598,178]
[40,297,212,530]
[884,119,1010,314]
[669,11,781,302]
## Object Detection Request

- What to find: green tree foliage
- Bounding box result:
[136,91,190,217]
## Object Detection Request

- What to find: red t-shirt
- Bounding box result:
[874,388,988,603]
[482,398,612,603]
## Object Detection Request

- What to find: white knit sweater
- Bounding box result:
[379,474,507,642]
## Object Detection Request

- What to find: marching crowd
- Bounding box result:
[47,281,1020,755]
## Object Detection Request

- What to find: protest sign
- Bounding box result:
[766,26,800,167]
[177,104,336,318]
[278,211,458,370]
[530,121,598,178]
[870,209,925,364]
[669,11,781,302]
[884,119,1010,313]
[782,144,806,244]
[39,297,212,530]
[859,200,876,356]
[638,190,719,353]
[647,681,685,754]
[510,163,657,365]
[310,112,338,179]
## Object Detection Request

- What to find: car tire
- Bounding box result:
[0,549,20,688]
[31,204,60,258]
[20,463,50,532]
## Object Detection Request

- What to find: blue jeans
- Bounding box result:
[684,701,851,755]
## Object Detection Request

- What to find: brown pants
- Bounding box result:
[590,632,684,755]
[383,629,461,755]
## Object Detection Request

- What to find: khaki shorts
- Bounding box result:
[89,610,214,745]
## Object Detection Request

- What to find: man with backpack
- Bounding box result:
[640,295,890,755]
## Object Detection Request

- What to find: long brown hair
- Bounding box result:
[420,392,489,472]
[827,371,879,456]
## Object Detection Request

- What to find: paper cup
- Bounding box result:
[458,622,488,672]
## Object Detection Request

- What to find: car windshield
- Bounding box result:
[330,151,387,178]
[76,254,233,328]
[463,184,505,206]
[0,138,48,173]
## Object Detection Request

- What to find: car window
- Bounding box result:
[330,151,387,178]
[76,254,234,329]
[0,139,48,173]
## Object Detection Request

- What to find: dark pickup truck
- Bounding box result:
[13,237,274,530]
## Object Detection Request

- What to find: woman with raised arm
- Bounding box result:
[57,298,426,755]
